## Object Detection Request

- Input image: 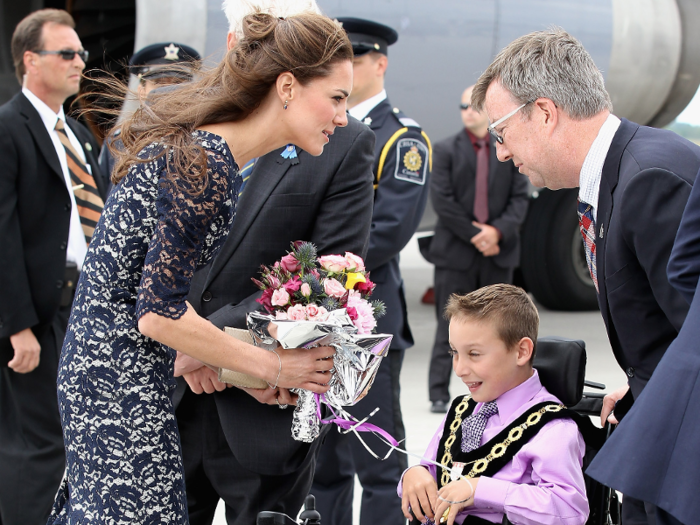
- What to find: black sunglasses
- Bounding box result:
[34,49,89,62]
[460,103,471,110]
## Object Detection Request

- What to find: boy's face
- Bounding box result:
[449,316,533,403]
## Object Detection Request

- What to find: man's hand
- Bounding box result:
[182,366,230,394]
[240,386,298,407]
[8,328,41,373]
[471,222,500,257]
[600,384,630,426]
[174,351,206,377]
[401,465,438,523]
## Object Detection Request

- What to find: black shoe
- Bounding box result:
[431,400,449,413]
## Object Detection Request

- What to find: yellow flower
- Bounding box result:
[345,272,366,290]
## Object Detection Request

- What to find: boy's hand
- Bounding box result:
[401,466,438,522]
[434,477,480,525]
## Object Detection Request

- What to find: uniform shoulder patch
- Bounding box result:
[394,138,428,185]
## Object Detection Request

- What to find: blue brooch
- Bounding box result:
[280,144,297,159]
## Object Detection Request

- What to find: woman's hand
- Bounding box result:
[275,345,335,393]
[401,466,438,523]
[433,477,480,525]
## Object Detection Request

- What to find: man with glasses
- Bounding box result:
[0,9,106,525]
[471,28,700,525]
[425,85,528,414]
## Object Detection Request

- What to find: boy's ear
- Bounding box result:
[516,337,534,365]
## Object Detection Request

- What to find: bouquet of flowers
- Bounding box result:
[231,242,394,443]
[253,241,385,333]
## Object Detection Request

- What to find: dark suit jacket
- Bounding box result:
[362,99,431,350]
[0,92,105,363]
[427,130,529,270]
[594,119,700,398]
[588,172,700,524]
[179,116,375,476]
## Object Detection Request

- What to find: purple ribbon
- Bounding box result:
[313,393,400,448]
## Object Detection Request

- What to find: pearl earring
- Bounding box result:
[284,100,288,110]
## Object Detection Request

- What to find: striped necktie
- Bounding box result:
[238,158,257,197]
[55,118,104,245]
[577,198,599,293]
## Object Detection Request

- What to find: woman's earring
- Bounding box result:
[284,100,288,110]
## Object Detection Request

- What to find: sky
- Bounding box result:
[674,86,700,125]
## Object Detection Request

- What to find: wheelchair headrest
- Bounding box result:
[533,337,586,407]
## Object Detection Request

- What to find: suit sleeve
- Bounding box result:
[620,168,692,331]
[308,124,375,258]
[668,171,700,304]
[490,165,530,244]
[366,128,431,271]
[429,140,481,243]
[0,118,40,338]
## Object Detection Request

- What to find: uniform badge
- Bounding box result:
[363,117,372,126]
[394,138,428,185]
[164,43,180,60]
[599,224,604,239]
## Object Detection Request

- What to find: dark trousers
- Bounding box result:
[177,390,317,525]
[428,261,513,402]
[311,349,407,525]
[0,307,69,525]
[622,498,685,525]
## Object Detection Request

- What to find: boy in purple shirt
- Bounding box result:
[399,284,588,525]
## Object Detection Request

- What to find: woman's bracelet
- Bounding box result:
[267,348,282,389]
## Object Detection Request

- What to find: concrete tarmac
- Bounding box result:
[213,239,626,524]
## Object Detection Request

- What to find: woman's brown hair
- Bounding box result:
[110,12,352,189]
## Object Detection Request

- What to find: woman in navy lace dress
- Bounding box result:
[50,13,353,524]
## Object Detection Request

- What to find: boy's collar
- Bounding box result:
[477,369,542,422]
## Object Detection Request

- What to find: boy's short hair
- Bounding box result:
[445,284,539,359]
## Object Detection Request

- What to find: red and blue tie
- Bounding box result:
[577,198,599,293]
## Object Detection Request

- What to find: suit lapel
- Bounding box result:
[205,147,294,286]
[16,93,64,182]
[596,118,639,329]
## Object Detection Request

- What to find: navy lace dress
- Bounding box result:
[49,131,240,524]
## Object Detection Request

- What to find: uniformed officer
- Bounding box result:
[98,42,200,189]
[311,17,432,525]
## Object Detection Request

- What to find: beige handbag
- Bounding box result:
[217,327,268,389]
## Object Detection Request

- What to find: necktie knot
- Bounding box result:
[461,400,498,453]
[476,138,488,149]
[55,118,65,132]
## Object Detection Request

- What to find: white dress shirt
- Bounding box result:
[23,87,89,270]
[578,114,621,222]
[348,89,387,122]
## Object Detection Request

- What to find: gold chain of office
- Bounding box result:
[439,397,565,486]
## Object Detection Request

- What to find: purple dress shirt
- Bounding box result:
[398,370,589,524]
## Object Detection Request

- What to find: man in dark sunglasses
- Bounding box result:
[0,8,106,525]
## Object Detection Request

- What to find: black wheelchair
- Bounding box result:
[257,337,622,525]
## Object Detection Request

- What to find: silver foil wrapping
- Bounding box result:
[247,310,393,442]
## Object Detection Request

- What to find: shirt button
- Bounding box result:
[60,241,67,250]
[626,367,635,378]
[56,280,64,289]
[202,291,212,302]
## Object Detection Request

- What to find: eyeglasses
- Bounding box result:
[34,49,89,62]
[460,103,471,110]
[487,101,532,144]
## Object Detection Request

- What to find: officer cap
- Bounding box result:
[336,17,398,56]
[129,42,201,81]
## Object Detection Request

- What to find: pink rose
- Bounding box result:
[276,311,288,320]
[306,303,320,318]
[300,283,311,297]
[271,288,290,307]
[318,255,349,273]
[287,304,307,321]
[324,278,346,298]
[315,306,329,321]
[280,253,300,273]
[267,274,281,288]
[346,290,376,334]
[283,275,302,294]
[344,252,365,271]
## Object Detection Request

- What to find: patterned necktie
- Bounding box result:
[237,158,257,197]
[577,198,599,293]
[461,400,498,453]
[474,138,489,223]
[55,119,104,245]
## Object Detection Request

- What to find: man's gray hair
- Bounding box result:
[472,28,612,120]
[222,0,322,39]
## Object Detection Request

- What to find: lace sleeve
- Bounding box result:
[136,148,234,320]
